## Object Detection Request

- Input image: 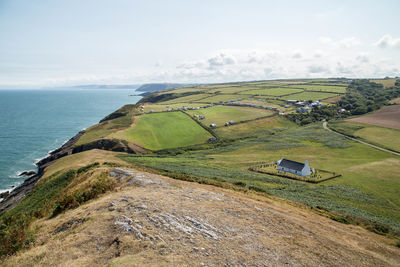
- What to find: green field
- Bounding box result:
[215,116,295,138]
[159,93,212,104]
[370,79,397,88]
[111,112,213,150]
[197,94,250,103]
[329,121,400,152]
[187,105,275,127]
[281,91,339,101]
[120,123,400,233]
[142,103,208,112]
[286,84,347,93]
[244,87,304,96]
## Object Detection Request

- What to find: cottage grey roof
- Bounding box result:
[278,159,305,171]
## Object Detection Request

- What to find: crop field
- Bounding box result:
[285,84,347,93]
[206,86,255,94]
[370,78,397,88]
[142,103,208,112]
[110,112,213,150]
[157,87,205,95]
[346,105,400,130]
[159,93,212,104]
[197,94,250,103]
[323,95,343,103]
[215,116,295,139]
[120,123,400,233]
[243,87,304,96]
[281,91,339,101]
[187,105,275,127]
[329,121,400,152]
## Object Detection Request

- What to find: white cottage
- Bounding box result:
[276,158,311,176]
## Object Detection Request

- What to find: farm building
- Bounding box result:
[276,158,312,176]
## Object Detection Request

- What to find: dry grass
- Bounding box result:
[3,167,400,266]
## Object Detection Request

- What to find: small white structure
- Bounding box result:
[276,158,312,176]
[210,123,217,128]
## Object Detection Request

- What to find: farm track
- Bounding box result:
[323,122,400,156]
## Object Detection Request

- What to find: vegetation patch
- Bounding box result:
[281,91,339,101]
[187,105,275,127]
[243,88,304,96]
[111,111,213,150]
[250,163,341,183]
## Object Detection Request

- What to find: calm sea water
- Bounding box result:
[0,89,141,193]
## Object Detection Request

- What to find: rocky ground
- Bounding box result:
[4,168,400,266]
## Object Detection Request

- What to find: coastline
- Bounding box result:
[0,130,85,213]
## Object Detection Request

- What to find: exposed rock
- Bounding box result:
[18,171,37,176]
[0,191,9,199]
[56,218,86,233]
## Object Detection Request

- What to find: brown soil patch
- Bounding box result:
[4,168,400,266]
[347,105,400,130]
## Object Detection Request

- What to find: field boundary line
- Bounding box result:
[323,122,400,156]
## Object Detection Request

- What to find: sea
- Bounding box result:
[0,89,141,194]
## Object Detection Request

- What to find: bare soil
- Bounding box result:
[347,105,400,130]
[3,168,400,266]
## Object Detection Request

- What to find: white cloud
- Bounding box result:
[355,53,369,63]
[292,51,302,59]
[375,34,400,49]
[339,37,361,48]
[207,53,236,68]
[308,64,330,74]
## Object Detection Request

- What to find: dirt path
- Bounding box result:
[323,121,400,156]
[5,167,400,266]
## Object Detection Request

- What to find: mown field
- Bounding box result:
[243,87,304,96]
[370,78,397,88]
[281,91,339,101]
[285,84,347,93]
[120,122,400,234]
[329,121,400,152]
[346,105,400,130]
[110,111,213,150]
[186,105,275,127]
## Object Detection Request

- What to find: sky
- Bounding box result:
[0,0,399,88]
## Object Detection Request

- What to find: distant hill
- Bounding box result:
[71,84,141,90]
[136,83,190,92]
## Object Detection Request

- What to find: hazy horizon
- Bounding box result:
[1,0,399,88]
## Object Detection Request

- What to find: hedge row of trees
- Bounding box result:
[287,79,400,125]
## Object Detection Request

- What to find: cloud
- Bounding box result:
[207,53,236,68]
[375,34,400,49]
[339,37,361,48]
[308,64,330,74]
[292,51,302,59]
[355,53,369,63]
[318,37,332,45]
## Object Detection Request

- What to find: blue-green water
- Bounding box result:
[0,89,141,193]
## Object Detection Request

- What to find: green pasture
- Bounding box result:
[329,121,400,152]
[120,123,400,233]
[187,105,275,127]
[286,84,347,93]
[142,103,208,112]
[198,94,250,103]
[244,87,304,96]
[281,91,339,101]
[370,79,397,88]
[159,93,212,104]
[215,116,295,139]
[110,112,213,150]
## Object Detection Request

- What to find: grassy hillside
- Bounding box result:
[110,112,213,150]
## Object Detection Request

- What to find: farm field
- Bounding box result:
[197,94,250,103]
[110,112,213,150]
[142,103,208,112]
[390,97,400,104]
[285,84,347,93]
[186,105,275,127]
[159,93,212,104]
[329,121,400,152]
[370,78,397,88]
[215,116,295,139]
[323,95,343,103]
[243,87,303,96]
[346,105,400,130]
[121,123,400,233]
[281,91,339,101]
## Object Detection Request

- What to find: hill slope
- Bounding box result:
[3,155,400,266]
